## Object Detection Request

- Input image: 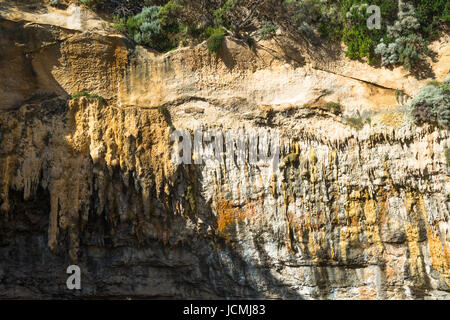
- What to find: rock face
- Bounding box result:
[0,3,449,299]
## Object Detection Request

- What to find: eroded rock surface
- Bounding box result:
[0,2,449,299]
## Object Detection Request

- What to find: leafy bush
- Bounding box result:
[71,91,105,103]
[411,0,450,36]
[259,20,278,40]
[326,102,342,115]
[157,0,183,26]
[81,0,104,10]
[341,0,397,63]
[343,3,376,60]
[375,1,428,69]
[409,83,450,128]
[345,116,365,130]
[284,0,322,24]
[133,7,162,45]
[344,110,370,130]
[115,6,178,52]
[206,27,225,54]
[102,0,448,62]
[177,23,208,46]
[427,80,440,87]
[50,0,61,7]
[317,3,343,41]
[298,21,318,43]
[213,0,237,28]
[283,0,323,41]
[411,102,434,125]
[434,102,450,128]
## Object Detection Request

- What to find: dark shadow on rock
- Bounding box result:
[0,19,70,110]
[0,100,304,299]
[216,38,238,72]
[410,58,436,80]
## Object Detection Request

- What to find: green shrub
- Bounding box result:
[317,4,343,42]
[344,110,371,130]
[259,20,278,40]
[50,0,60,7]
[157,0,183,26]
[213,0,237,28]
[345,116,365,130]
[71,91,105,103]
[133,6,163,46]
[80,0,104,10]
[326,102,342,114]
[411,0,450,36]
[375,1,429,70]
[285,0,322,25]
[341,0,397,63]
[434,102,450,128]
[409,83,450,128]
[343,3,377,61]
[115,6,178,52]
[280,1,342,41]
[102,0,448,62]
[177,23,207,46]
[427,80,441,86]
[283,0,322,42]
[314,0,447,68]
[206,27,225,54]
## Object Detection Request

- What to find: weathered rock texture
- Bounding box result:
[0,2,449,299]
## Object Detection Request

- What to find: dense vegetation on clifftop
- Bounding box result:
[69,0,449,69]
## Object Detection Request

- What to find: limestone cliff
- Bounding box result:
[0,2,449,299]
